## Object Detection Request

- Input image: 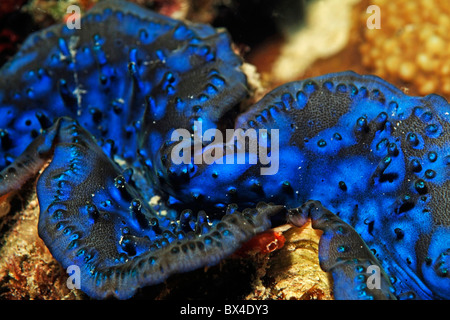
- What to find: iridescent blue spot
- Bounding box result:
[336,83,347,93]
[295,90,307,109]
[421,111,433,122]
[205,84,218,95]
[414,179,428,194]
[410,159,422,172]
[63,226,73,235]
[317,139,327,147]
[333,133,342,141]
[303,81,317,94]
[323,81,333,91]
[210,75,225,87]
[428,151,437,162]
[55,222,65,231]
[425,169,436,179]
[425,124,439,135]
[406,132,419,147]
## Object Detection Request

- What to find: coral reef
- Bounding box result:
[245,222,333,300]
[0,190,82,299]
[272,0,361,83]
[359,0,450,97]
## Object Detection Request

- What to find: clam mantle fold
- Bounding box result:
[0,0,449,300]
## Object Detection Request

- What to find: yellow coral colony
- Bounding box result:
[360,0,450,97]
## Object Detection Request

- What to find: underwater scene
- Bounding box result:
[0,0,449,302]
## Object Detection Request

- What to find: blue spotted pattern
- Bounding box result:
[0,0,448,300]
